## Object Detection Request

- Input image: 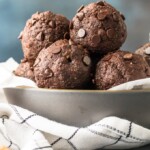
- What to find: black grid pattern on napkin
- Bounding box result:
[5,105,147,150]
[86,127,144,146]
[66,140,78,150]
[51,137,62,146]
[67,129,79,150]
[11,105,37,125]
[0,116,20,150]
[10,105,52,150]
[96,123,145,142]
[11,105,80,150]
[20,113,37,124]
[33,145,52,150]
[126,122,133,138]
[68,128,80,141]
[101,136,122,149]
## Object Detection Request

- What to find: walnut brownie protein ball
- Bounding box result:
[70,1,127,54]
[34,39,92,89]
[95,51,150,90]
[19,11,70,61]
[14,59,35,81]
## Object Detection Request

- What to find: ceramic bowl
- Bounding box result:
[4,87,150,128]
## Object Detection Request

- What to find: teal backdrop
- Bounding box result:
[0,0,150,62]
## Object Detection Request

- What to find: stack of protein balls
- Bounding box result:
[14,1,150,90]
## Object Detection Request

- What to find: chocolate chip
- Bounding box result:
[35,58,41,66]
[48,72,54,78]
[97,13,107,20]
[64,32,70,39]
[31,20,36,25]
[98,29,107,40]
[77,12,84,21]
[120,13,125,20]
[49,20,56,28]
[123,53,133,60]
[62,48,71,61]
[69,40,73,45]
[78,28,86,38]
[44,69,53,78]
[18,31,23,39]
[44,69,50,75]
[97,1,105,6]
[77,5,84,13]
[52,47,61,54]
[62,45,70,51]
[107,29,115,38]
[103,54,112,61]
[45,43,51,48]
[69,21,73,29]
[112,12,118,22]
[91,35,101,46]
[83,56,91,66]
[66,55,71,62]
[144,47,150,55]
[21,59,27,63]
[36,32,45,41]
[36,11,40,15]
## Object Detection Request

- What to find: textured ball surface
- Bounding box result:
[34,39,92,89]
[19,11,70,61]
[70,1,127,54]
[95,51,150,90]
[14,59,35,81]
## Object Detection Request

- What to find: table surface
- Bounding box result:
[0,89,150,150]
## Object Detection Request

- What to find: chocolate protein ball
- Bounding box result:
[135,42,150,66]
[70,1,127,54]
[19,11,70,61]
[34,39,92,89]
[14,59,35,81]
[95,51,150,90]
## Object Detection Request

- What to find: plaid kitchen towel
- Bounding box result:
[0,104,150,150]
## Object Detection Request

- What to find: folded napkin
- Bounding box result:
[0,58,37,88]
[0,103,150,150]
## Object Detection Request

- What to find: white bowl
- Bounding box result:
[4,87,150,128]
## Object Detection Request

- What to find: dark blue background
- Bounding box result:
[0,0,150,62]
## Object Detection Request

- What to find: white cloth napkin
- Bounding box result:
[109,78,150,91]
[0,103,150,150]
[0,58,37,88]
[1,58,150,149]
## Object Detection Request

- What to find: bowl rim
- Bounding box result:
[3,86,150,94]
